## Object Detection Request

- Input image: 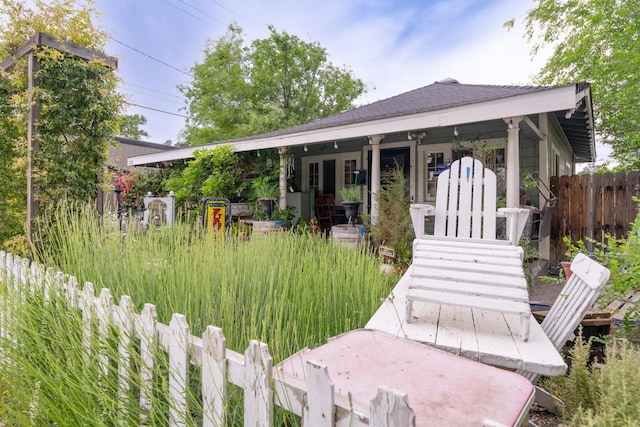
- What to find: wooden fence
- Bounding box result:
[0,251,415,427]
[549,172,640,265]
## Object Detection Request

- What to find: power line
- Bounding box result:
[176,0,221,23]
[123,87,184,105]
[209,0,242,18]
[158,0,215,25]
[109,37,193,77]
[126,102,189,118]
[123,81,183,99]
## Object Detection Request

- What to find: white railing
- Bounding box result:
[0,251,416,427]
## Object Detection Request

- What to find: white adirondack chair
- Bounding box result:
[518,253,610,412]
[406,157,532,340]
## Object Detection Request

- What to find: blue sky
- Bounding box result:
[93,0,549,145]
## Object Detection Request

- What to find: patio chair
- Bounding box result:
[406,157,532,340]
[518,253,610,412]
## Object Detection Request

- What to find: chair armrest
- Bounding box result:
[410,203,436,238]
[497,208,530,245]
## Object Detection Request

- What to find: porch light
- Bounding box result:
[508,120,513,129]
[304,145,308,152]
[257,150,261,157]
[334,141,338,149]
[453,126,459,137]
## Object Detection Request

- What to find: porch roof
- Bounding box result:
[128,79,595,166]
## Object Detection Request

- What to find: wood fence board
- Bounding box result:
[548,172,640,265]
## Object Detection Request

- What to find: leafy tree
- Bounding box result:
[0,0,121,251]
[180,23,366,146]
[166,146,242,207]
[117,114,150,140]
[507,0,640,169]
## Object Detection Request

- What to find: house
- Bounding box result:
[109,136,177,172]
[127,79,595,260]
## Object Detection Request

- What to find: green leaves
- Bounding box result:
[521,0,640,169]
[180,24,366,146]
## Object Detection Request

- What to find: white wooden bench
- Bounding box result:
[406,158,532,341]
[406,239,532,341]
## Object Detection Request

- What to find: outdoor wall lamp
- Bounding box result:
[304,145,308,152]
[334,141,338,149]
[453,126,459,137]
[508,119,514,129]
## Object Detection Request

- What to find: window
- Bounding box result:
[344,159,357,186]
[426,152,445,198]
[309,162,319,191]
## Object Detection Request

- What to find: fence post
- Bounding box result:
[369,387,415,427]
[139,303,158,422]
[202,326,227,427]
[97,288,114,377]
[115,295,135,423]
[244,340,273,427]
[304,361,334,427]
[80,282,95,362]
[169,313,191,427]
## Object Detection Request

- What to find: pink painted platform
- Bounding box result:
[279,329,534,426]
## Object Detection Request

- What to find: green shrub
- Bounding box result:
[545,335,640,425]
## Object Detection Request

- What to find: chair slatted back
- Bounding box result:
[541,253,610,346]
[519,253,610,382]
[434,157,497,240]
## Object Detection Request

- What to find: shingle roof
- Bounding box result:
[234,79,562,141]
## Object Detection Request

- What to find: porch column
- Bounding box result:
[278,147,287,210]
[505,117,523,208]
[369,135,383,223]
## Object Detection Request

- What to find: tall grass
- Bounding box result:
[2,203,397,425]
[34,203,396,360]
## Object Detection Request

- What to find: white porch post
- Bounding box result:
[505,117,523,208]
[369,135,383,223]
[278,147,287,210]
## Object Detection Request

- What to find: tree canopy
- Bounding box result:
[180,24,367,146]
[509,0,640,169]
[0,0,121,252]
[117,114,150,140]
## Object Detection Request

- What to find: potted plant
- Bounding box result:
[340,186,361,226]
[253,178,279,220]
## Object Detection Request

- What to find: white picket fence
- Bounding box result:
[0,251,416,427]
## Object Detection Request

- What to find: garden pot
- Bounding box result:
[342,201,361,226]
[331,224,365,248]
[260,198,274,220]
[561,261,572,280]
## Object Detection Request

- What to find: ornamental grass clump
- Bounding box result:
[0,202,398,425]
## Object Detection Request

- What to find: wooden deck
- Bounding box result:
[366,266,568,377]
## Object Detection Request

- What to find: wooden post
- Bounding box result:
[26,51,40,247]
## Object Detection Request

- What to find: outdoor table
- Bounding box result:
[366,266,567,377]
[278,329,534,426]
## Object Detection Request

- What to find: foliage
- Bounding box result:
[562,199,640,338]
[339,185,360,202]
[166,146,242,207]
[0,0,121,252]
[117,113,150,140]
[252,176,279,200]
[369,166,414,269]
[0,203,397,425]
[114,170,167,212]
[545,335,640,425]
[180,23,366,146]
[507,0,640,169]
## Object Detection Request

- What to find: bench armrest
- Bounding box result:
[498,208,530,245]
[410,203,436,238]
